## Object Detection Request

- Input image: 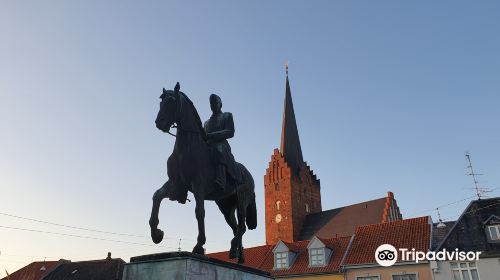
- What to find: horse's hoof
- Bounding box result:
[237,256,245,264]
[151,228,164,244]
[192,245,205,255]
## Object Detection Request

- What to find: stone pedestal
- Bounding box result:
[122,251,271,280]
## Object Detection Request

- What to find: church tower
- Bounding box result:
[264,66,322,245]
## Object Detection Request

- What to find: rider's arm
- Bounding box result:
[206,113,234,141]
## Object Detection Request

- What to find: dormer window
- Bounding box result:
[275,252,288,268]
[310,247,325,266]
[483,215,500,243]
[307,236,332,267]
[273,240,296,270]
[488,225,500,241]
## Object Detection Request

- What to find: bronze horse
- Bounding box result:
[149,82,257,263]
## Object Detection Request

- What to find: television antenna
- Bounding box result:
[465,152,492,200]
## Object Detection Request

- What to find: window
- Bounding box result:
[309,248,325,266]
[393,274,417,280]
[275,252,288,269]
[451,262,480,280]
[488,225,500,240]
[305,203,310,213]
[356,277,379,280]
[276,201,281,211]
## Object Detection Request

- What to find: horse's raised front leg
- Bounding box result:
[149,181,169,244]
[192,195,206,255]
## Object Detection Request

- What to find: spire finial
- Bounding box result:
[285,61,289,76]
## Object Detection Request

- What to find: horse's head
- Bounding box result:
[155,82,181,133]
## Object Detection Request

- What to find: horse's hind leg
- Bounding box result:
[216,199,238,236]
[149,181,169,244]
[235,203,247,264]
[217,198,239,259]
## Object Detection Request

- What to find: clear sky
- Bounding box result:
[1,0,499,276]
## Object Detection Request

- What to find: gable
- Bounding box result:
[273,240,291,253]
[437,198,500,257]
[483,214,500,225]
[307,236,326,249]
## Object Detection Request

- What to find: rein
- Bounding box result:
[165,93,204,138]
[165,124,201,138]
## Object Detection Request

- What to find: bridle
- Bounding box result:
[164,91,202,138]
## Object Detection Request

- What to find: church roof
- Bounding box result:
[280,70,304,174]
[298,193,400,240]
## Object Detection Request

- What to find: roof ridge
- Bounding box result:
[71,258,124,264]
[280,235,352,249]
[355,216,429,231]
[308,197,387,216]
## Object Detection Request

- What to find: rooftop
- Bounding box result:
[208,235,352,277]
[343,216,431,266]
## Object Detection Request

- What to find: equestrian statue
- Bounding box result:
[149,82,257,264]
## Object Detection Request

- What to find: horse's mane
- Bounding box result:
[179,91,206,140]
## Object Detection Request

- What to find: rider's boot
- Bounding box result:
[214,164,226,192]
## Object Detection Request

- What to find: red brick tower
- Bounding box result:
[264,66,322,245]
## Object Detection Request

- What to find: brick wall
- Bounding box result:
[264,149,322,245]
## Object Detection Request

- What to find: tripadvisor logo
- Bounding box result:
[375,244,482,267]
[375,244,398,267]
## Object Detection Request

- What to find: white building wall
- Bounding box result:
[432,259,500,280]
[476,258,500,280]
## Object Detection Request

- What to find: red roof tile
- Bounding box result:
[208,244,274,271]
[208,236,352,276]
[343,216,431,266]
[1,261,61,280]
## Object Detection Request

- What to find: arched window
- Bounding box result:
[276,201,281,211]
[305,203,310,213]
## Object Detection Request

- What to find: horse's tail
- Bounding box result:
[237,163,257,230]
[246,194,257,230]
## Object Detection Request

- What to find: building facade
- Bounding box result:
[431,198,500,280]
